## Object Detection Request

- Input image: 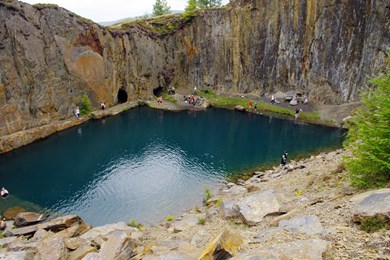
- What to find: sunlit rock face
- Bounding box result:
[0,0,388,136]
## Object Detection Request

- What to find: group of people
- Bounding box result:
[168,86,176,95]
[73,101,107,118]
[249,101,258,110]
[184,95,201,106]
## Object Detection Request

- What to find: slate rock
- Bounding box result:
[15,212,45,227]
[350,188,390,222]
[231,239,332,259]
[199,229,242,259]
[279,215,326,234]
[234,189,280,225]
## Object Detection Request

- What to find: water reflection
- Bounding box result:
[0,107,345,226]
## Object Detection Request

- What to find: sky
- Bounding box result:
[21,0,228,23]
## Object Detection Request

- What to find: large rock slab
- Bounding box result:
[143,240,201,259]
[80,222,136,242]
[172,214,204,232]
[0,250,36,260]
[199,229,242,259]
[68,244,97,260]
[350,188,390,222]
[36,236,68,260]
[4,215,83,237]
[15,212,45,227]
[231,239,332,259]
[219,200,239,219]
[234,189,280,225]
[279,215,326,235]
[99,230,135,260]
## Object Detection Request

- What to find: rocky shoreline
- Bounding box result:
[0,149,389,259]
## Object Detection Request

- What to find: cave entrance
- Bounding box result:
[153,86,163,97]
[117,88,128,103]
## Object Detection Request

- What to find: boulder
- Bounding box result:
[252,227,285,243]
[15,212,45,227]
[99,230,135,260]
[0,250,36,260]
[82,252,101,260]
[4,215,83,237]
[274,91,287,99]
[199,229,242,259]
[172,215,203,232]
[234,189,280,225]
[225,185,247,195]
[279,215,326,234]
[32,228,53,241]
[68,244,97,260]
[80,222,136,242]
[0,236,18,247]
[234,105,245,111]
[4,224,39,237]
[350,188,390,222]
[191,230,206,247]
[36,236,68,260]
[219,200,239,219]
[231,239,332,259]
[64,237,86,250]
[144,240,201,259]
[7,240,38,252]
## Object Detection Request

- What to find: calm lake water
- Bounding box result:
[0,107,345,226]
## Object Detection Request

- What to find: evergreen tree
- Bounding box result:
[183,0,198,19]
[152,0,171,16]
[197,0,222,9]
[343,52,390,188]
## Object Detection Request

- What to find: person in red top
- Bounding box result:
[249,101,253,108]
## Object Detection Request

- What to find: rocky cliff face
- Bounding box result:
[0,0,388,136]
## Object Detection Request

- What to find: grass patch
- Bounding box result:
[203,187,212,202]
[127,219,145,230]
[197,217,206,225]
[166,215,175,222]
[198,90,321,124]
[216,198,223,207]
[294,189,304,196]
[360,214,390,233]
[162,93,177,103]
[193,204,202,213]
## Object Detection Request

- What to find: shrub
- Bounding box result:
[166,215,174,221]
[197,217,206,225]
[193,204,201,213]
[203,187,212,201]
[127,219,145,230]
[360,214,390,233]
[216,198,223,207]
[343,52,390,189]
[79,94,92,115]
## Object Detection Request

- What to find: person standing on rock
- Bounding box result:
[295,108,302,120]
[1,187,9,198]
[100,102,106,110]
[281,153,287,166]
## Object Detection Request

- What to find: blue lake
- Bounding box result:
[0,107,345,226]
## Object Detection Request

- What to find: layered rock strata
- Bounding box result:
[0,0,389,137]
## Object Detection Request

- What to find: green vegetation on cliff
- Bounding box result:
[343,53,390,189]
[79,94,92,116]
[199,90,320,124]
